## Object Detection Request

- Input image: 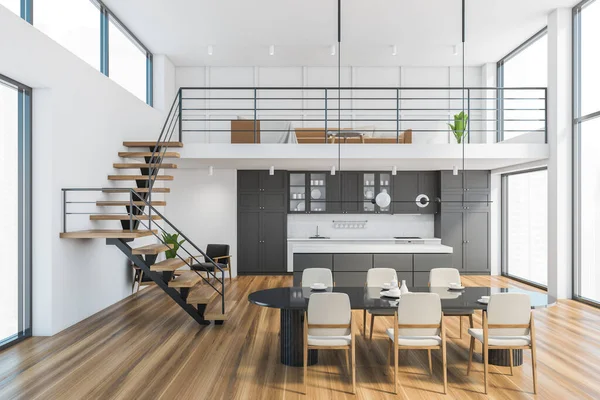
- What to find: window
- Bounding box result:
[0,74,32,349]
[34,0,101,70]
[108,15,151,103]
[497,29,548,142]
[574,0,600,305]
[502,169,548,287]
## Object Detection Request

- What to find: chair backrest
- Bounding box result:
[307,292,351,337]
[205,244,230,262]
[301,268,333,287]
[487,293,531,336]
[396,293,442,337]
[366,268,397,287]
[429,268,461,287]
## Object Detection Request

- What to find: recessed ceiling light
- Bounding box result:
[207,45,213,56]
[331,166,336,175]
[269,166,275,175]
[392,166,397,175]
[269,45,275,56]
[392,45,397,56]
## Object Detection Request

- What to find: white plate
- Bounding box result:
[297,201,305,212]
[380,290,401,298]
[310,283,327,290]
[477,298,490,304]
[311,188,322,200]
[365,190,374,199]
[448,286,465,290]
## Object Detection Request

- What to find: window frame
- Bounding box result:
[573,0,600,308]
[501,167,549,291]
[496,27,548,142]
[0,73,32,351]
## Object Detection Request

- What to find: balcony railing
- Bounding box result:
[177,87,547,144]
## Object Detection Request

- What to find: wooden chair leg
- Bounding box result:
[351,341,356,394]
[442,343,448,394]
[427,349,433,376]
[387,340,392,370]
[531,315,538,395]
[345,349,350,376]
[394,343,398,394]
[304,312,308,394]
[459,315,463,338]
[467,336,475,376]
[483,342,489,394]
[509,350,514,376]
[363,310,367,337]
[469,313,474,329]
[369,314,375,340]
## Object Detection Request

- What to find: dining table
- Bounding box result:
[248,286,555,367]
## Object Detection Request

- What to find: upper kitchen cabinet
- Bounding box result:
[441,170,490,192]
[327,172,361,214]
[362,172,392,214]
[289,172,330,213]
[392,171,439,214]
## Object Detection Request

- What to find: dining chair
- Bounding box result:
[467,293,537,394]
[304,292,355,394]
[301,268,333,287]
[191,244,232,283]
[364,268,397,340]
[429,268,474,338]
[387,292,447,394]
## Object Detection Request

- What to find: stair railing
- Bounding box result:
[128,189,225,314]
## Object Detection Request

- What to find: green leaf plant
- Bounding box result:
[448,111,469,144]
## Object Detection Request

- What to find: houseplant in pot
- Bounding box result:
[162,232,185,259]
[448,111,469,144]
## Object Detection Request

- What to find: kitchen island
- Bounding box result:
[287,237,453,286]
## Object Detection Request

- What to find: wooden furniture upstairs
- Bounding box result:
[295,127,413,144]
[231,120,261,143]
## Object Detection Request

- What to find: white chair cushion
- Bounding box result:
[386,329,442,347]
[468,328,531,347]
[368,309,396,316]
[307,335,351,347]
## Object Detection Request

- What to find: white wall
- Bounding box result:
[0,8,164,335]
[164,168,238,278]
[288,214,435,239]
[175,65,488,144]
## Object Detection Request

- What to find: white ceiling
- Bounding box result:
[104,0,578,67]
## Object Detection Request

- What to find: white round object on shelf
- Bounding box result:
[311,188,322,199]
[365,190,374,199]
[376,192,392,208]
[297,201,305,212]
[415,194,430,208]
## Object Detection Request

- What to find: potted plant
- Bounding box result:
[161,232,185,259]
[448,111,469,144]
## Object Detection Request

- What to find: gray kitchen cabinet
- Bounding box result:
[362,172,392,214]
[439,211,465,271]
[418,171,440,214]
[334,271,368,287]
[342,172,361,213]
[293,254,333,271]
[441,192,490,212]
[413,272,430,287]
[413,253,453,271]
[238,170,287,274]
[326,173,342,214]
[441,170,490,192]
[333,254,372,271]
[293,272,303,286]
[289,172,330,214]
[396,271,413,287]
[465,211,490,272]
[392,172,419,213]
[373,254,413,271]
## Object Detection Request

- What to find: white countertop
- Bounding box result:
[287,237,442,243]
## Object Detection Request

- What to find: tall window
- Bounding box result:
[574,0,600,305]
[35,0,101,71]
[497,29,548,142]
[502,169,548,287]
[0,75,32,349]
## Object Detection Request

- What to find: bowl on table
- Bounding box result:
[310,283,327,291]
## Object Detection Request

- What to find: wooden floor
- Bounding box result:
[1,275,599,400]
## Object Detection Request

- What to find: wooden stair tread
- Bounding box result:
[96,201,167,206]
[204,300,236,321]
[108,175,174,181]
[118,152,180,158]
[187,284,221,305]
[168,271,203,288]
[123,141,183,148]
[151,258,190,272]
[59,229,156,239]
[102,187,171,193]
[90,215,162,221]
[113,163,178,169]
[132,243,173,255]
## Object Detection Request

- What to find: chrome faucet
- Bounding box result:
[315,225,320,237]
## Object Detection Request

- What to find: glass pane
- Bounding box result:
[310,173,326,212]
[34,0,100,70]
[289,173,305,212]
[109,17,147,102]
[0,0,20,16]
[379,173,391,212]
[579,117,600,302]
[506,170,548,286]
[502,34,547,142]
[581,0,600,117]
[0,81,19,341]
[363,173,375,212]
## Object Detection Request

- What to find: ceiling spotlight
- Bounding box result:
[453,165,458,176]
[392,166,397,176]
[207,45,213,56]
[392,45,397,56]
[269,166,275,175]
[330,45,336,56]
[269,45,275,56]
[208,166,214,176]
[453,45,459,56]
[331,166,336,175]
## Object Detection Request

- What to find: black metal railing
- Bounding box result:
[177,86,548,144]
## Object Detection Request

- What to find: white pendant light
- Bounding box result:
[208,165,214,176]
[269,166,275,175]
[375,192,391,208]
[453,165,458,176]
[207,45,213,56]
[331,166,336,175]
[392,45,398,56]
[392,166,397,176]
[269,45,275,56]
[330,45,336,56]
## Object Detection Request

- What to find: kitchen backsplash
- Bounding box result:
[287,214,435,238]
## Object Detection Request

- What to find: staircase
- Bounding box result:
[59,91,229,325]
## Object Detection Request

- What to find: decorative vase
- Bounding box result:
[400,280,409,295]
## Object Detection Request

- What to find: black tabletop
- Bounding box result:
[248,286,555,311]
